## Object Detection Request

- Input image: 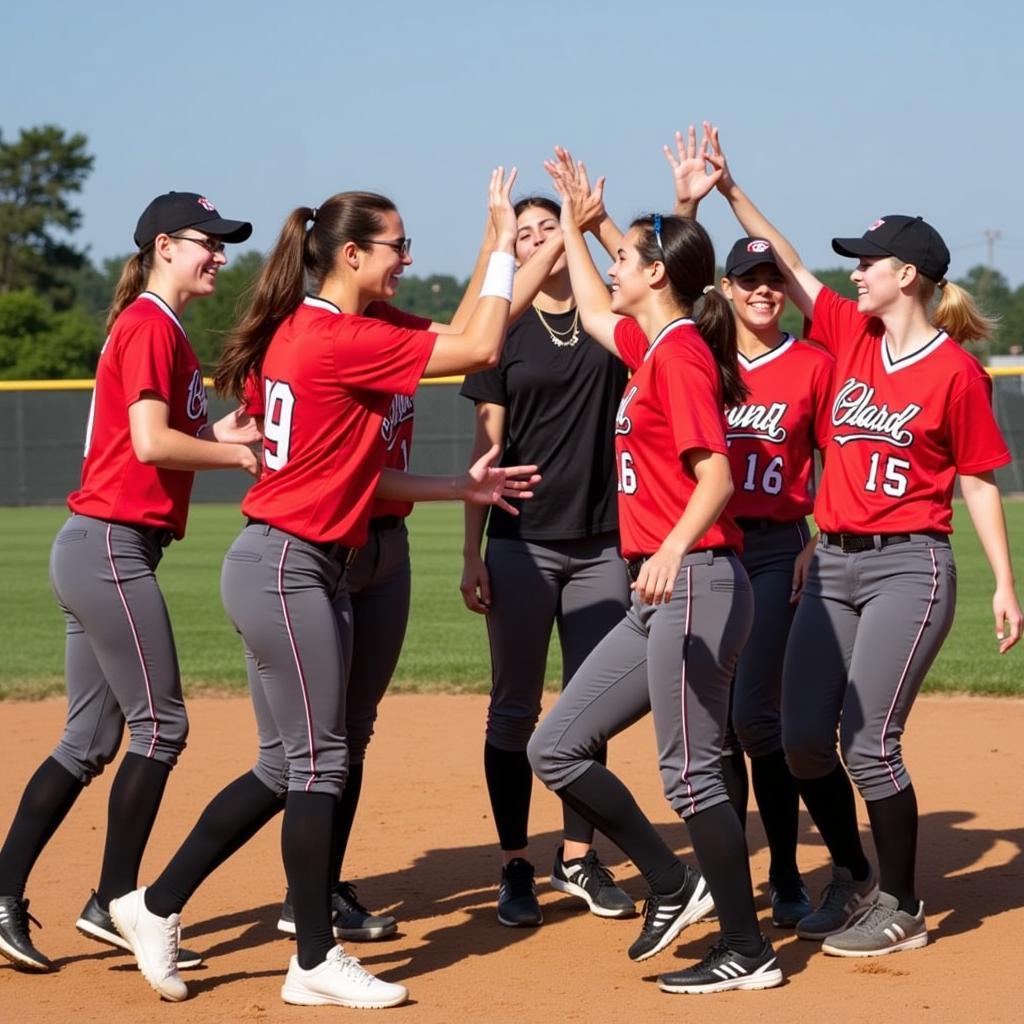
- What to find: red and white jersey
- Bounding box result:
[613,317,742,560]
[725,335,834,522]
[242,297,435,546]
[69,292,208,539]
[809,287,1010,534]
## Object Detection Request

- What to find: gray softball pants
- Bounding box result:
[781,533,956,802]
[529,550,753,819]
[49,515,189,783]
[222,523,353,798]
[723,519,811,759]
[483,532,630,751]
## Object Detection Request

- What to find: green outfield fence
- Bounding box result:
[1,370,1022,505]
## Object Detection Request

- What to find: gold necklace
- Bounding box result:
[534,305,580,347]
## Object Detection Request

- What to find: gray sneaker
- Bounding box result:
[796,865,878,940]
[821,892,927,957]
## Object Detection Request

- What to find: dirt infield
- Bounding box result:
[1,694,1020,1023]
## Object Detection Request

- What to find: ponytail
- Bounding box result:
[105,250,151,333]
[930,279,998,345]
[696,288,747,406]
[215,191,396,401]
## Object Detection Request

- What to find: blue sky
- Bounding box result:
[4,0,1023,286]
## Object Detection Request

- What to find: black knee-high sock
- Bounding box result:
[484,742,532,852]
[796,764,871,880]
[561,744,606,846]
[720,750,749,832]
[329,761,364,883]
[95,754,170,907]
[145,771,284,918]
[559,764,684,895]
[688,802,762,956]
[866,785,918,913]
[750,749,801,885]
[0,757,83,899]
[283,791,336,970]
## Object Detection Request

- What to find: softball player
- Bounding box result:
[711,234,834,927]
[460,195,633,927]
[708,124,1022,956]
[110,172,541,1009]
[0,192,256,973]
[528,154,784,995]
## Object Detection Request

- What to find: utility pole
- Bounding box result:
[983,228,1001,270]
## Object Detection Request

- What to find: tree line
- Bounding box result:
[2,125,1021,381]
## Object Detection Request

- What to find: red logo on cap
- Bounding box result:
[868,218,885,231]
[197,196,216,212]
[747,240,770,254]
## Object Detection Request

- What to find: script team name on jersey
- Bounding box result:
[186,368,208,421]
[615,386,639,436]
[831,378,922,448]
[725,401,788,443]
[380,394,414,451]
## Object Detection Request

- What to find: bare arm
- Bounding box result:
[664,124,723,220]
[461,402,507,613]
[960,471,1022,653]
[632,450,734,604]
[705,123,822,320]
[130,396,258,476]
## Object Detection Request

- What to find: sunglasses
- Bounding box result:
[168,234,226,255]
[353,237,412,258]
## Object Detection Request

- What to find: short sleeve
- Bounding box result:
[366,302,433,331]
[808,287,873,358]
[332,317,436,396]
[116,319,180,405]
[460,362,507,406]
[613,317,649,371]
[656,349,728,458]
[947,374,1011,474]
[242,372,264,416]
[811,352,835,451]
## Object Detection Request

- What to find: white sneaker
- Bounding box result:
[109,887,187,1002]
[281,945,408,1008]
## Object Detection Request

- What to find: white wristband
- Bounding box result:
[480,250,515,302]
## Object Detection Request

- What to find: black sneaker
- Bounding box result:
[76,891,203,969]
[627,867,714,962]
[768,876,812,929]
[497,858,542,927]
[277,883,398,941]
[657,937,783,994]
[0,896,52,972]
[550,846,635,918]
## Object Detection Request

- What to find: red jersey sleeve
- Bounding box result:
[808,287,874,358]
[116,318,180,405]
[366,301,433,330]
[242,372,264,416]
[613,317,649,371]
[656,349,728,459]
[331,317,436,396]
[811,349,835,451]
[947,374,1011,474]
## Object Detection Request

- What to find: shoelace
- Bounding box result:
[817,879,858,913]
[843,899,890,932]
[4,898,42,932]
[335,882,369,915]
[158,919,181,979]
[581,853,618,893]
[504,863,535,901]
[637,892,666,934]
[332,947,378,988]
[697,939,734,968]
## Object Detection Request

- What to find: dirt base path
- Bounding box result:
[1,694,1020,1023]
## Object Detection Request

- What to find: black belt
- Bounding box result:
[820,532,911,553]
[625,548,734,583]
[246,519,357,566]
[369,515,404,531]
[112,521,174,548]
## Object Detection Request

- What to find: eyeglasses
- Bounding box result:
[168,234,226,255]
[353,237,412,258]
[652,214,665,259]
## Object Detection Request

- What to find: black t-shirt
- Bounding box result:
[461,307,628,541]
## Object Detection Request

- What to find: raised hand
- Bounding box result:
[663,124,721,214]
[703,122,736,195]
[543,146,606,232]
[457,444,541,515]
[488,166,519,251]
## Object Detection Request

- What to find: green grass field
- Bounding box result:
[1,502,1020,699]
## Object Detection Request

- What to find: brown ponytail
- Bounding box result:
[215,191,397,401]
[105,250,151,333]
[633,215,748,406]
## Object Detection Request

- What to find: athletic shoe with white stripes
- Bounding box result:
[627,867,714,962]
[796,865,878,940]
[550,846,635,918]
[0,896,51,972]
[76,891,203,968]
[821,891,927,957]
[497,858,543,927]
[657,937,783,994]
[281,945,408,1008]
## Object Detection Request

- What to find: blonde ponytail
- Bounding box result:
[930,279,999,345]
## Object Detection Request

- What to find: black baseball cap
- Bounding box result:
[134,192,252,250]
[725,237,779,277]
[831,215,949,282]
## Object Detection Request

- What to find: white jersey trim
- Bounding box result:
[880,330,948,374]
[139,291,187,337]
[303,295,343,315]
[644,317,695,363]
[737,335,796,371]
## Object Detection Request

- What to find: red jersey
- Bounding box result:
[809,287,1010,534]
[242,296,436,546]
[725,335,834,522]
[69,292,208,539]
[612,317,742,560]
